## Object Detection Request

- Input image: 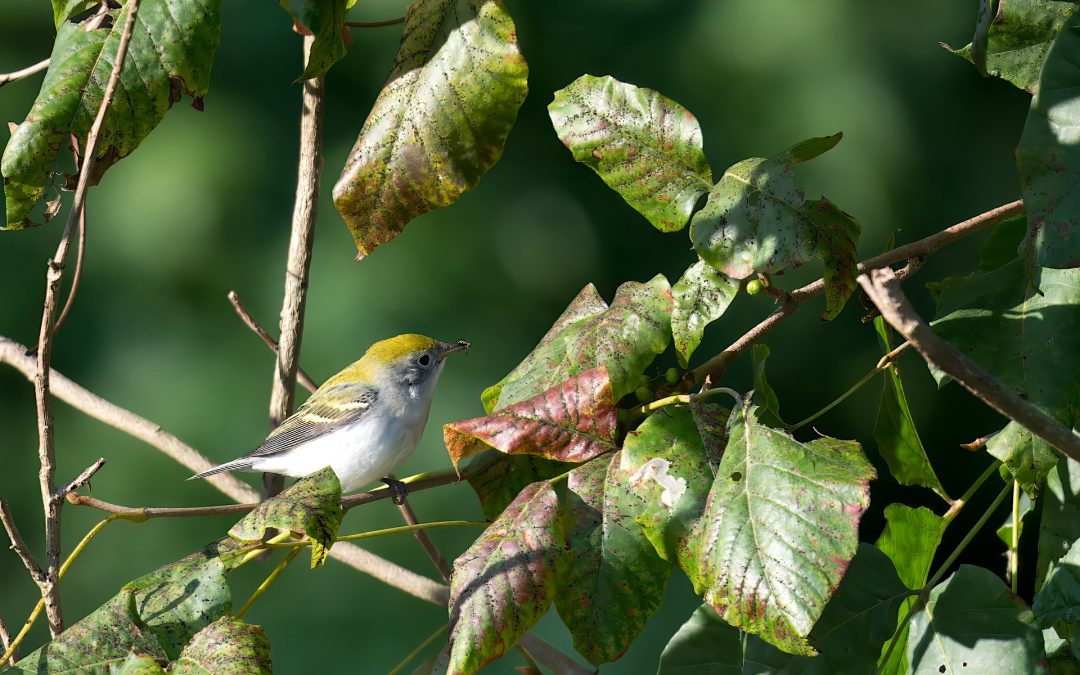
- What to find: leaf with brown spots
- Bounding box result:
[671,259,738,367]
[277,0,349,81]
[444,367,618,472]
[807,197,860,320]
[332,0,528,258]
[171,617,272,674]
[464,450,575,520]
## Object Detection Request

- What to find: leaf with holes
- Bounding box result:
[332,0,528,258]
[685,400,874,655]
[464,450,575,520]
[277,0,348,80]
[988,421,1059,499]
[448,480,562,674]
[444,367,617,471]
[548,75,712,232]
[171,617,273,674]
[482,275,673,412]
[671,259,738,367]
[2,0,221,228]
[229,466,342,568]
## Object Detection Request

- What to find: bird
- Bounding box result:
[189,334,469,497]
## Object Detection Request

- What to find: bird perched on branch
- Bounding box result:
[190,334,469,500]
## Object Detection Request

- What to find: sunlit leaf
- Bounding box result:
[548,74,712,232]
[3,0,221,228]
[1039,457,1080,589]
[332,0,528,258]
[685,400,875,655]
[988,421,1059,498]
[277,0,348,80]
[671,259,738,367]
[112,654,166,674]
[464,450,574,520]
[229,466,343,568]
[1017,9,1080,267]
[907,566,1046,674]
[171,617,273,674]
[444,367,618,471]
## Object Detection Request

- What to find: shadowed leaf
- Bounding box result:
[1039,457,1080,589]
[750,344,784,427]
[690,398,730,469]
[980,216,1028,272]
[999,491,1034,546]
[229,466,342,568]
[113,654,166,674]
[671,259,738,367]
[988,421,1059,499]
[171,617,273,674]
[3,0,221,228]
[464,450,575,520]
[807,197,860,320]
[1034,538,1080,656]
[332,0,528,258]
[548,74,712,232]
[277,0,348,80]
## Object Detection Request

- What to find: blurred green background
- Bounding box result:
[0,0,1030,671]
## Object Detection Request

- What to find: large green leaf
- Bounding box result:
[171,617,273,674]
[277,0,348,80]
[671,259,738,367]
[686,400,875,655]
[548,75,712,233]
[448,480,562,674]
[1017,9,1080,268]
[988,421,1059,498]
[464,450,574,520]
[555,453,671,665]
[482,275,673,412]
[947,0,1077,93]
[658,604,790,674]
[907,565,1046,674]
[229,466,342,568]
[2,0,221,228]
[930,261,1080,426]
[332,0,528,258]
[1039,457,1080,588]
[689,134,855,282]
[444,367,617,471]
[873,318,949,499]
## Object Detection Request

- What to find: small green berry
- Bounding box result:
[746,279,764,295]
[665,367,680,385]
[635,386,653,403]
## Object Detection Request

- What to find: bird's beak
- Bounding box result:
[438,340,471,358]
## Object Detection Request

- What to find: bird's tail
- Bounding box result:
[188,458,254,481]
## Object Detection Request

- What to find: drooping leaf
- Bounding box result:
[1017,9,1080,268]
[444,366,618,471]
[686,400,875,655]
[750,344,784,427]
[988,421,1060,498]
[3,0,222,228]
[171,617,273,674]
[448,480,562,674]
[946,0,1077,93]
[671,259,738,367]
[689,133,843,280]
[906,565,1047,674]
[554,453,671,665]
[332,0,528,258]
[229,466,343,568]
[482,275,673,412]
[807,197,860,320]
[464,450,574,520]
[689,398,730,469]
[873,318,949,500]
[998,490,1034,546]
[930,261,1080,426]
[548,75,712,233]
[276,0,348,80]
[1039,457,1080,588]
[658,603,791,674]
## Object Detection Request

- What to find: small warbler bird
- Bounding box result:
[190,335,469,495]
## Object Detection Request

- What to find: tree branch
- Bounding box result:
[690,199,1024,384]
[858,266,1080,462]
[0,57,49,88]
[0,499,45,585]
[345,17,406,28]
[228,291,318,393]
[55,458,105,499]
[396,498,453,582]
[0,612,14,665]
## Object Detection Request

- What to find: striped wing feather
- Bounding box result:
[246,383,377,458]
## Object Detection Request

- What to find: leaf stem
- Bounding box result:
[628,386,741,422]
[927,481,1011,589]
[345,17,406,28]
[943,460,1001,523]
[388,623,447,675]
[234,545,303,620]
[234,531,295,568]
[223,521,488,561]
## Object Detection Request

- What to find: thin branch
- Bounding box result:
[0,57,49,88]
[690,199,1025,384]
[396,498,453,582]
[227,291,318,393]
[0,499,45,584]
[51,203,86,338]
[960,433,996,451]
[345,17,406,28]
[858,266,1080,462]
[55,458,105,499]
[0,612,14,665]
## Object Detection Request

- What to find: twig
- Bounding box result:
[0,57,49,87]
[927,481,1012,589]
[960,433,995,451]
[55,458,105,499]
[0,499,45,584]
[51,204,86,338]
[858,267,1080,463]
[389,623,447,675]
[691,199,1025,383]
[227,291,318,393]
[396,498,453,582]
[345,17,406,28]
[942,460,1001,523]
[0,612,14,665]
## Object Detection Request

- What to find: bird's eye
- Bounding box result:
[417,354,431,367]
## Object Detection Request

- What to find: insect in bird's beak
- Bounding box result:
[438,340,471,358]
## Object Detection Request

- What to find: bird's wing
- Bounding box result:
[244,382,378,458]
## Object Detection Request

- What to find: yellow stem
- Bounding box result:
[234,545,303,620]
[388,623,447,675]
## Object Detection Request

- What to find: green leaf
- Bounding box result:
[657,604,792,674]
[947,0,1077,93]
[988,421,1059,498]
[750,344,784,427]
[907,565,1047,674]
[482,275,673,412]
[464,450,574,520]
[332,0,528,258]
[980,216,1029,272]
[998,490,1034,546]
[686,400,875,655]
[171,617,273,674]
[554,453,671,665]
[51,0,96,28]
[277,0,348,80]
[112,654,167,674]
[807,197,861,320]
[448,480,562,674]
[1035,539,1080,631]
[2,0,221,229]
[671,259,738,367]
[1039,457,1080,588]
[443,366,618,471]
[930,261,1080,426]
[689,133,843,279]
[547,75,712,233]
[229,466,343,568]
[873,318,949,499]
[689,398,730,469]
[1017,9,1080,267]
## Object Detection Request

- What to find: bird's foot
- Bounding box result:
[381,476,409,505]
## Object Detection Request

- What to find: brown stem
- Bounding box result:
[55,458,106,501]
[0,499,45,584]
[345,17,406,28]
[858,266,1080,462]
[0,57,49,88]
[396,498,453,582]
[690,199,1024,384]
[51,204,86,339]
[0,612,13,665]
[228,291,318,393]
